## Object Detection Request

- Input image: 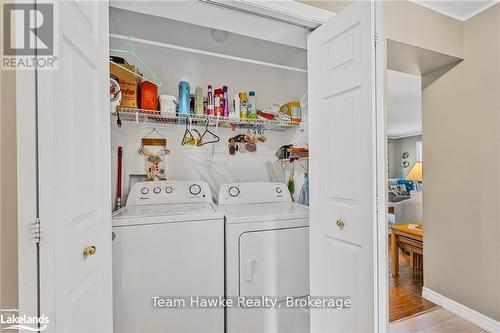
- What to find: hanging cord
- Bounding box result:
[116,109,122,127]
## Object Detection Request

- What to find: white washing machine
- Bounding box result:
[112,181,224,333]
[218,182,310,333]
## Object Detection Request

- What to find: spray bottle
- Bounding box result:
[207,85,214,115]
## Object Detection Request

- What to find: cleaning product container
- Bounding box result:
[239,92,248,119]
[178,80,190,115]
[280,101,301,122]
[247,91,256,119]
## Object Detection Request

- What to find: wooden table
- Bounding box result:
[391,223,423,276]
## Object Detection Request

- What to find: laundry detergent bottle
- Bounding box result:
[178,78,190,115]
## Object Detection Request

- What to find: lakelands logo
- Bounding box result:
[1,2,58,70]
[1,309,49,331]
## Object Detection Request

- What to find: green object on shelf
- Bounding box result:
[288,171,295,195]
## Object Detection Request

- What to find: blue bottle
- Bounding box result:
[178,80,190,115]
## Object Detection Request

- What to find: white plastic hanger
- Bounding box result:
[110,36,162,87]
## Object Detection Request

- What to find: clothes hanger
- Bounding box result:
[182,118,198,145]
[110,36,163,87]
[197,119,220,146]
[192,129,203,145]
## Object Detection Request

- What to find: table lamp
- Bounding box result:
[406,161,423,190]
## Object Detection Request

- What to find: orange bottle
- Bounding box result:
[140,81,158,112]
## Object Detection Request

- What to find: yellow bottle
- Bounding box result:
[239,92,248,119]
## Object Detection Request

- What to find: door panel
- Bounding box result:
[308,2,378,332]
[38,1,112,332]
[239,227,309,301]
[326,87,361,206]
[325,237,360,331]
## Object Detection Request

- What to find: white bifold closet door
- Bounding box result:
[38,1,113,332]
[308,1,381,332]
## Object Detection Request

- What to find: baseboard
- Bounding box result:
[422,287,500,332]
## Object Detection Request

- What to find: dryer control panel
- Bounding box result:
[218,182,291,205]
[127,181,212,206]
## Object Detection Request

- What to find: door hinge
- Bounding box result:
[374,33,379,46]
[375,197,381,212]
[34,218,41,243]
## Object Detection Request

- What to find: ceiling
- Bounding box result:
[387,70,422,138]
[411,0,498,21]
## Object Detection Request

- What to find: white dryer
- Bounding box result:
[218,182,310,333]
[112,181,224,333]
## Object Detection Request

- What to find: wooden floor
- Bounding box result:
[389,236,436,322]
[389,308,486,333]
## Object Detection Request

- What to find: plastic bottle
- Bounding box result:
[247,91,256,119]
[195,87,204,115]
[222,86,229,117]
[239,92,248,119]
[178,79,190,115]
[231,94,240,119]
[214,88,222,116]
[207,85,214,115]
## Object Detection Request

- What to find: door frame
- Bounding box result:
[374,1,389,331]
[16,1,388,331]
[16,67,40,324]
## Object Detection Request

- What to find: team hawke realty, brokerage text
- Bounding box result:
[152,296,352,309]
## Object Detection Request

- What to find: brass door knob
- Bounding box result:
[83,245,96,256]
[336,220,345,230]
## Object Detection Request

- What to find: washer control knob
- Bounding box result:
[189,184,202,195]
[229,186,240,197]
[153,187,161,194]
[165,186,173,194]
[276,187,283,194]
[141,187,149,195]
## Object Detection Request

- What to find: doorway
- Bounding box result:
[19,2,391,332]
[385,40,462,323]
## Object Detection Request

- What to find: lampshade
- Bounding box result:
[406,161,423,182]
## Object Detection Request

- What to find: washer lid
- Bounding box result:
[112,202,222,225]
[222,202,308,224]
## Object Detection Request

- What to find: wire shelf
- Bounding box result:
[113,107,301,131]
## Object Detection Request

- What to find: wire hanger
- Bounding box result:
[197,119,220,146]
[110,36,162,87]
[182,117,198,146]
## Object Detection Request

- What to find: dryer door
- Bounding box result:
[239,226,309,301]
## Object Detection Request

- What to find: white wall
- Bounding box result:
[387,70,422,138]
[109,9,309,205]
[111,123,307,204]
[109,8,307,109]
